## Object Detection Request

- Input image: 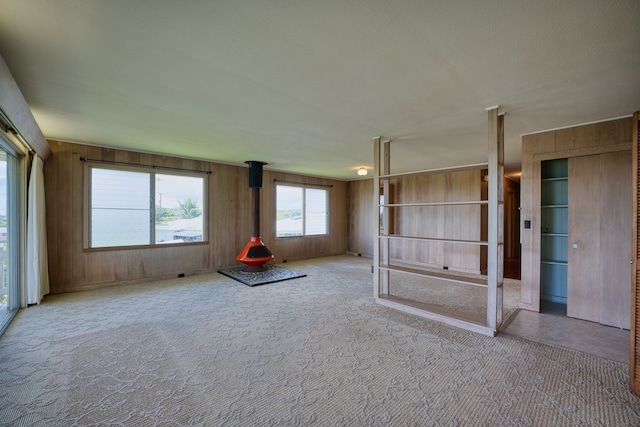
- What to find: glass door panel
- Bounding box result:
[0,147,18,335]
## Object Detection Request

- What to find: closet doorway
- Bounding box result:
[538,154,631,329]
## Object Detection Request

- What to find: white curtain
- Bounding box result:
[27,154,49,305]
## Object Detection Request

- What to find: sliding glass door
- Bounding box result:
[0,143,18,335]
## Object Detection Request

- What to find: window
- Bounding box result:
[86,165,206,248]
[276,184,328,237]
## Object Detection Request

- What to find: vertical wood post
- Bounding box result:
[373,137,381,298]
[487,107,504,331]
[381,140,391,295]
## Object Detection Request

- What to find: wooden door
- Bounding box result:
[599,151,632,329]
[568,155,601,322]
[631,111,640,393]
[568,152,632,328]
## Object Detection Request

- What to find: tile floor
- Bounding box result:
[501,301,630,364]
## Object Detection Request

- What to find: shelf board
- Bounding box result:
[375,294,496,336]
[541,260,568,265]
[378,264,488,287]
[541,233,568,237]
[541,177,568,182]
[381,200,488,207]
[541,204,568,208]
[378,163,488,180]
[379,235,488,246]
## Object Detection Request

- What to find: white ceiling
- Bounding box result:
[0,0,638,180]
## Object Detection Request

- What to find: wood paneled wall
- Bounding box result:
[347,179,374,257]
[520,117,633,312]
[392,170,482,273]
[44,140,348,293]
[347,170,483,273]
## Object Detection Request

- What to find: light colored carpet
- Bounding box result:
[0,255,638,426]
[387,266,521,323]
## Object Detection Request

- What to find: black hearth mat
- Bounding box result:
[218,264,306,287]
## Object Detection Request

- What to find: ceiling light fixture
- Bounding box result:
[357,167,368,176]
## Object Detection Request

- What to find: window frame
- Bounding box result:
[83,163,208,250]
[275,183,330,239]
[0,134,21,336]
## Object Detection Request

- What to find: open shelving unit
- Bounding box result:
[540,159,568,304]
[373,107,504,336]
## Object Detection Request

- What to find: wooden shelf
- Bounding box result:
[379,235,488,246]
[541,177,568,182]
[373,109,503,335]
[541,204,568,208]
[379,264,488,287]
[378,163,488,180]
[381,200,488,207]
[541,259,567,265]
[375,294,496,336]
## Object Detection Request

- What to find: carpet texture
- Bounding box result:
[0,255,638,426]
[218,264,306,286]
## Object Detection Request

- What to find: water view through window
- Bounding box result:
[91,168,151,247]
[89,167,205,248]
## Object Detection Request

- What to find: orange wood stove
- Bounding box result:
[235,161,274,272]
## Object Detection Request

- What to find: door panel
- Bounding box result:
[0,143,19,336]
[568,151,632,328]
[568,155,601,322]
[599,151,632,329]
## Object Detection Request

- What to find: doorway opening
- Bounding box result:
[504,176,521,280]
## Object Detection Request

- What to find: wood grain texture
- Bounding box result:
[520,134,540,309]
[596,120,618,146]
[555,128,575,152]
[487,108,504,329]
[347,179,374,257]
[44,140,348,293]
[568,154,601,323]
[537,131,556,154]
[390,170,481,273]
[574,124,596,150]
[598,150,631,329]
